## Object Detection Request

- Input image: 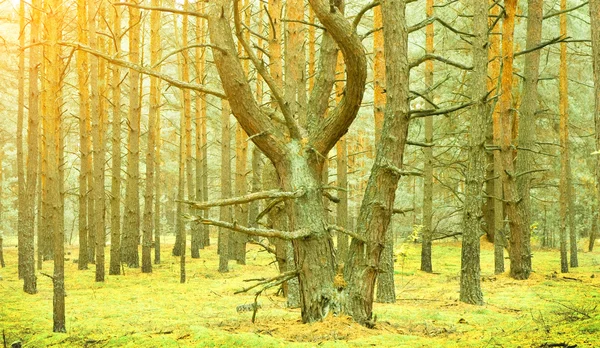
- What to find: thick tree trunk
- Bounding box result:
[459,0,487,306]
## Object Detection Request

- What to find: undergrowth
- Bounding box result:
[1,236,599,347]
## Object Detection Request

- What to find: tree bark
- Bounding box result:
[122,0,142,268]
[420,0,434,273]
[559,0,570,273]
[591,0,600,256]
[17,0,26,278]
[345,0,408,325]
[500,0,531,280]
[219,100,232,273]
[109,4,122,275]
[459,0,487,306]
[23,0,41,294]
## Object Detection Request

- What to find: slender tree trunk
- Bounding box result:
[122,0,142,268]
[514,0,543,277]
[17,0,26,278]
[346,0,408,325]
[45,0,66,330]
[194,5,207,251]
[109,4,122,275]
[559,0,570,273]
[219,101,232,273]
[23,0,41,294]
[142,0,162,273]
[590,208,597,252]
[489,1,504,274]
[591,0,600,256]
[420,0,434,273]
[459,0,487,305]
[500,0,531,280]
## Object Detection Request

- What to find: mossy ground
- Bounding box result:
[1,236,599,347]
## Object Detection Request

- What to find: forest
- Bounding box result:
[0,0,599,346]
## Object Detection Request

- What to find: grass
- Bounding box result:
[1,236,599,347]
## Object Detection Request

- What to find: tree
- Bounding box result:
[559,0,570,273]
[22,0,41,294]
[142,0,162,273]
[499,0,531,280]
[44,0,66,330]
[109,3,123,275]
[592,0,600,254]
[420,0,434,273]
[345,0,408,325]
[218,100,232,274]
[122,0,142,268]
[515,0,543,278]
[16,0,26,278]
[459,0,487,306]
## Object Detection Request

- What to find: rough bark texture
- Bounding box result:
[76,0,90,271]
[488,1,504,275]
[17,0,26,279]
[109,3,122,275]
[122,0,142,268]
[559,0,570,274]
[194,7,207,252]
[219,100,232,273]
[23,0,41,294]
[345,0,408,325]
[233,123,249,264]
[208,0,366,322]
[420,0,434,273]
[142,0,162,273]
[592,0,600,256]
[500,0,531,280]
[515,0,542,277]
[459,0,486,306]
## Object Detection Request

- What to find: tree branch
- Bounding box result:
[408,17,474,38]
[328,225,366,242]
[234,270,299,294]
[181,189,305,210]
[114,2,208,19]
[59,42,227,99]
[233,0,303,139]
[409,54,473,71]
[406,140,434,147]
[410,101,474,118]
[514,35,568,57]
[543,1,589,20]
[393,208,414,215]
[194,218,311,240]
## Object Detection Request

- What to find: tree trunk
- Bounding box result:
[219,100,232,273]
[193,4,206,254]
[122,0,142,268]
[567,159,578,267]
[0,234,4,268]
[459,0,487,306]
[590,208,597,252]
[17,0,26,278]
[420,0,434,273]
[142,0,162,273]
[559,0,570,274]
[23,0,41,294]
[500,0,531,280]
[109,4,122,275]
[346,0,409,325]
[489,1,504,274]
[591,0,600,256]
[233,123,249,264]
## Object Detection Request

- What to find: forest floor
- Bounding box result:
[1,235,600,348]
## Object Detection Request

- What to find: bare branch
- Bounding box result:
[153,44,224,68]
[393,208,414,215]
[514,35,568,57]
[194,218,311,240]
[255,197,286,223]
[328,225,366,242]
[406,140,434,147]
[60,42,227,99]
[114,2,208,19]
[233,0,303,139]
[408,17,474,37]
[234,270,299,294]
[543,1,589,20]
[323,191,340,203]
[181,189,305,210]
[410,101,474,118]
[409,54,473,71]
